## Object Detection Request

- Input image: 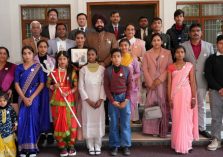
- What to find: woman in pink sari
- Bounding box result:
[167,45,199,154]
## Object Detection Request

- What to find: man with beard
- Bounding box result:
[135,16,152,41]
[181,23,214,138]
[41,9,58,39]
[86,14,118,67]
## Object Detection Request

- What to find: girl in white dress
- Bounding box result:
[78,48,106,155]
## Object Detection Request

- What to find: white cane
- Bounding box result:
[41,60,81,127]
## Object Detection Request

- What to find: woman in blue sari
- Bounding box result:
[15,46,45,157]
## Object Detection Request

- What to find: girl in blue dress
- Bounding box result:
[15,46,45,157]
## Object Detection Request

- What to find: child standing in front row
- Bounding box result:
[47,51,78,157]
[0,90,17,157]
[104,48,132,156]
[167,45,198,154]
[79,48,106,155]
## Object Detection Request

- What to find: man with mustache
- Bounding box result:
[85,14,118,67]
[41,9,58,39]
[181,23,214,138]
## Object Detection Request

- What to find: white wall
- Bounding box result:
[0,0,77,63]
[0,0,221,63]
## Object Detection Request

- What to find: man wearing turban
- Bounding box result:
[86,14,118,67]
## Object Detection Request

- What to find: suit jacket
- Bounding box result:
[85,31,118,66]
[105,24,125,40]
[47,37,75,57]
[142,48,173,87]
[68,27,94,40]
[22,36,48,55]
[181,40,214,89]
[135,27,152,41]
[41,25,51,39]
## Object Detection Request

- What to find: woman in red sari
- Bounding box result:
[47,51,78,157]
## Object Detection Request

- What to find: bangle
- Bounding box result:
[50,85,54,90]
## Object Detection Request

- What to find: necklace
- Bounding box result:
[175,62,186,70]
[58,67,67,85]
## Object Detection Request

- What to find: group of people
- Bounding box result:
[0,7,223,157]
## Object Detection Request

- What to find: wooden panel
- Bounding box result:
[87,1,159,27]
[21,5,71,40]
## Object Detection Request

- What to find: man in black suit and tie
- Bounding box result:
[135,16,152,41]
[68,13,94,40]
[41,9,58,39]
[105,11,125,40]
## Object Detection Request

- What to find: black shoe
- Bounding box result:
[189,149,193,153]
[123,147,130,156]
[110,147,118,156]
[199,130,212,138]
[38,133,46,145]
[47,134,55,144]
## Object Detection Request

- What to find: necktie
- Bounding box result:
[143,29,146,40]
[80,27,84,31]
[34,38,39,50]
[114,27,119,39]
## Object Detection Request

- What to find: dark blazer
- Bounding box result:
[68,27,94,40]
[41,25,50,39]
[135,27,152,41]
[105,24,125,40]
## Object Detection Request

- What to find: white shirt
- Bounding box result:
[49,24,56,39]
[140,28,148,39]
[57,38,66,52]
[79,26,86,32]
[129,37,136,45]
[33,36,41,49]
[112,24,119,31]
[216,51,223,56]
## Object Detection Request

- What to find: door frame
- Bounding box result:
[87,1,159,27]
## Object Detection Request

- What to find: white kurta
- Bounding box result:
[78,65,106,139]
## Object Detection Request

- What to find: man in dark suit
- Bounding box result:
[145,17,171,50]
[135,16,152,41]
[68,13,94,40]
[41,9,58,39]
[105,11,125,40]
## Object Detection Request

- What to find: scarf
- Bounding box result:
[121,52,133,67]
[87,63,99,72]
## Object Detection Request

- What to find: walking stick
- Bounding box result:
[41,60,81,127]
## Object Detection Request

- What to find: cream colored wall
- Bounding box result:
[0,0,221,63]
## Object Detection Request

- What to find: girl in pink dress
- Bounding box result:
[123,24,146,122]
[119,38,141,122]
[167,45,199,154]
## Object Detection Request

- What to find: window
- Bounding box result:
[177,2,223,49]
[21,5,71,40]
